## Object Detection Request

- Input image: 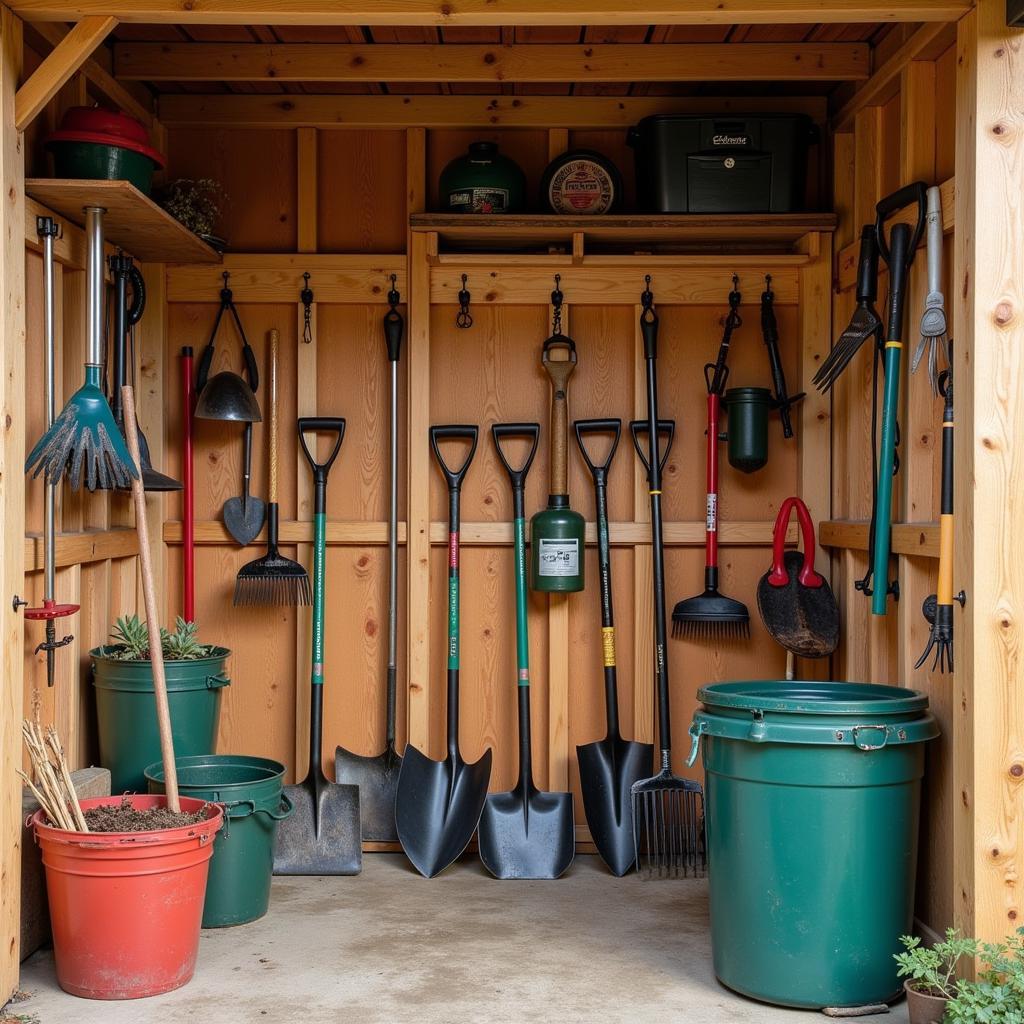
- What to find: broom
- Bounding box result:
[234,329,311,607]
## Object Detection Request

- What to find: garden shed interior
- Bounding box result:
[1,1,1021,1019]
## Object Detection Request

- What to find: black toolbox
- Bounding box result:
[628,114,816,214]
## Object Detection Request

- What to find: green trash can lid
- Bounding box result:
[697,680,930,716]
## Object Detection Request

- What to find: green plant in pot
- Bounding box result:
[945,929,1024,1023]
[91,616,231,792]
[896,931,973,1022]
[157,178,228,250]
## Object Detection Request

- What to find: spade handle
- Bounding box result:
[542,337,576,497]
[268,329,278,505]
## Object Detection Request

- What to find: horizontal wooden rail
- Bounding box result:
[24,528,139,571]
[819,519,940,559]
[166,255,407,304]
[164,520,404,546]
[116,41,869,84]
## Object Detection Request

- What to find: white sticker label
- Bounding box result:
[706,494,718,533]
[537,538,580,577]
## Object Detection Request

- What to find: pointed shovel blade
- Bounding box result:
[223,494,266,546]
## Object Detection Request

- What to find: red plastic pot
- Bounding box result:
[31,795,222,1000]
[46,106,165,167]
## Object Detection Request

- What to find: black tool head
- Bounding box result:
[334,744,402,843]
[194,370,262,422]
[273,768,361,875]
[223,493,267,547]
[123,423,182,492]
[812,303,883,393]
[756,552,839,659]
[576,734,653,876]
[234,550,311,607]
[395,745,492,878]
[671,589,750,641]
[478,783,575,880]
[630,767,706,879]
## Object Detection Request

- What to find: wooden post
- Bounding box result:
[953,0,1024,944]
[0,7,25,1002]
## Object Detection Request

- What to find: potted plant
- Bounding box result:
[944,929,1024,1022]
[92,616,231,792]
[895,930,975,1023]
[156,177,228,250]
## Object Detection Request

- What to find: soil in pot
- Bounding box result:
[81,796,208,832]
[905,980,950,1024]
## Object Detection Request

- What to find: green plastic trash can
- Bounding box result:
[146,755,293,928]
[688,681,938,1010]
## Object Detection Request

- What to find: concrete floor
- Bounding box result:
[17,855,909,1024]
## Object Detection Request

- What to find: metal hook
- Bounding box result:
[300,272,314,344]
[387,272,400,310]
[456,273,473,329]
[551,274,564,336]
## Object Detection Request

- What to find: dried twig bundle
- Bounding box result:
[18,720,88,832]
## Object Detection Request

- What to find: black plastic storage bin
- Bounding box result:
[628,114,815,214]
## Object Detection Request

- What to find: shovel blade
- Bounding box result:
[334,745,402,843]
[223,494,267,547]
[577,734,655,876]
[395,745,492,878]
[273,773,362,875]
[478,787,575,880]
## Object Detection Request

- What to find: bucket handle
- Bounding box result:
[852,724,889,751]
[206,673,231,690]
[686,721,706,768]
[221,793,294,821]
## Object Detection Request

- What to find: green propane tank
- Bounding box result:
[531,331,585,593]
[724,386,772,473]
[439,141,526,215]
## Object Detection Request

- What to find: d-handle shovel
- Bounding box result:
[396,426,493,878]
[574,419,653,876]
[479,423,575,880]
[274,417,362,876]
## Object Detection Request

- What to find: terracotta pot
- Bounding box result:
[905,980,950,1024]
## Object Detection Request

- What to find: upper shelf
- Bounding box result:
[411,212,837,254]
[25,179,222,265]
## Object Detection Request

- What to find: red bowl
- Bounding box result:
[46,106,165,169]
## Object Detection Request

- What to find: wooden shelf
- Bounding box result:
[820,519,940,559]
[25,179,222,264]
[411,212,836,254]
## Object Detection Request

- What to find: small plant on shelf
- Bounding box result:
[106,614,217,661]
[156,178,227,249]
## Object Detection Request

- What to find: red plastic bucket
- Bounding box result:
[31,795,222,1000]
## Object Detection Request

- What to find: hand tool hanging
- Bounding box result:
[274,418,361,876]
[530,275,585,593]
[108,253,181,491]
[193,271,265,546]
[866,183,927,616]
[630,278,705,880]
[915,353,963,673]
[24,218,78,688]
[25,207,138,491]
[759,274,803,438]
[575,418,653,877]
[234,329,311,606]
[335,277,404,842]
[672,276,749,641]
[480,422,574,880]
[396,426,493,878]
[913,186,949,394]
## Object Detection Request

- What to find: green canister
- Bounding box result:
[724,386,773,473]
[440,142,526,214]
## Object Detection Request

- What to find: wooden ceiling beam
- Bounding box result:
[9,0,969,26]
[157,92,827,129]
[115,40,869,83]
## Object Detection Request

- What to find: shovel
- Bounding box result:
[479,422,574,880]
[574,418,653,876]
[334,288,405,840]
[396,425,493,878]
[274,417,361,875]
[223,423,266,547]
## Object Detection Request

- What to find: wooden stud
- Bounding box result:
[0,6,24,1002]
[819,520,940,560]
[114,41,870,84]
[15,15,115,131]
[547,128,569,163]
[24,527,139,570]
[297,127,318,255]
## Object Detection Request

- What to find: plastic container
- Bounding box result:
[31,795,222,1000]
[146,755,292,928]
[539,149,623,214]
[688,681,938,1010]
[724,386,773,473]
[91,646,230,792]
[439,141,526,214]
[628,113,814,213]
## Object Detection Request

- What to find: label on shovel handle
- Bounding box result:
[706,494,718,533]
[602,626,616,668]
[536,538,580,577]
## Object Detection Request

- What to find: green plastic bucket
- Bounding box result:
[49,141,159,195]
[145,755,292,928]
[92,647,230,793]
[688,681,938,1010]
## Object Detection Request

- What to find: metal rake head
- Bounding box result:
[631,766,706,879]
[233,553,312,607]
[812,303,883,394]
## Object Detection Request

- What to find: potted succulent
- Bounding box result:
[156,177,228,250]
[895,930,974,1023]
[92,616,230,792]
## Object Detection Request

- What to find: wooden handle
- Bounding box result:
[122,385,180,814]
[543,350,575,496]
[268,329,278,504]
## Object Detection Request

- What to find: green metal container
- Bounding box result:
[688,681,938,1010]
[146,755,292,928]
[49,141,159,195]
[529,499,585,593]
[724,386,772,473]
[439,141,527,214]
[91,647,230,793]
